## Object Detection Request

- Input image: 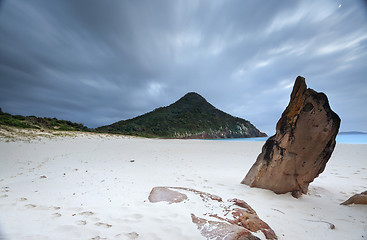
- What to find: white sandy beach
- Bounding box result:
[0,129,366,240]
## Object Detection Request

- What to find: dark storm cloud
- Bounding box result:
[0,0,366,134]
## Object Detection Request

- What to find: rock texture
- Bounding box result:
[242,76,341,198]
[148,186,277,240]
[191,214,259,240]
[341,191,367,205]
[148,186,188,203]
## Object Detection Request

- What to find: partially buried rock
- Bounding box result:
[191,214,259,240]
[242,76,340,198]
[148,186,188,203]
[341,191,367,205]
[148,186,277,240]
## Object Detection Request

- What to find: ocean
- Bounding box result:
[209,133,367,144]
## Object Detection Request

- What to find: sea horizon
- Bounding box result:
[206,132,367,144]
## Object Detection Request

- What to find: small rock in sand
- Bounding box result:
[148,186,188,203]
[341,191,367,205]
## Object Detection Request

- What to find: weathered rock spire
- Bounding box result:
[242,76,340,198]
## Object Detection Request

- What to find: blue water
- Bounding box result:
[209,133,367,144]
[336,133,367,144]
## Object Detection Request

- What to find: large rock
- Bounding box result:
[242,76,340,198]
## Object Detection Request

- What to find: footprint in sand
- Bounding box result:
[75,220,87,225]
[52,213,62,218]
[125,232,139,239]
[337,176,348,179]
[25,204,37,208]
[37,205,53,211]
[0,194,8,198]
[94,222,112,228]
[115,232,139,239]
[78,211,95,217]
[50,206,61,210]
[130,214,143,220]
[90,236,107,240]
[18,197,28,201]
[68,207,83,212]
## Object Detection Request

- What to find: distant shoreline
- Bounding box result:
[1,125,367,144]
[339,131,367,135]
[202,132,367,144]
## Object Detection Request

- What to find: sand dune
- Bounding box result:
[0,129,366,239]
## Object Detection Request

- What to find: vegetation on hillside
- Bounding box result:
[0,108,90,132]
[0,93,266,138]
[97,92,267,138]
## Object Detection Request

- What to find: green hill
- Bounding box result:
[0,108,90,132]
[97,92,267,138]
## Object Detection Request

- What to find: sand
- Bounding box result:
[0,128,366,239]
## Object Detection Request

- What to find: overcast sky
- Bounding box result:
[0,0,366,135]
